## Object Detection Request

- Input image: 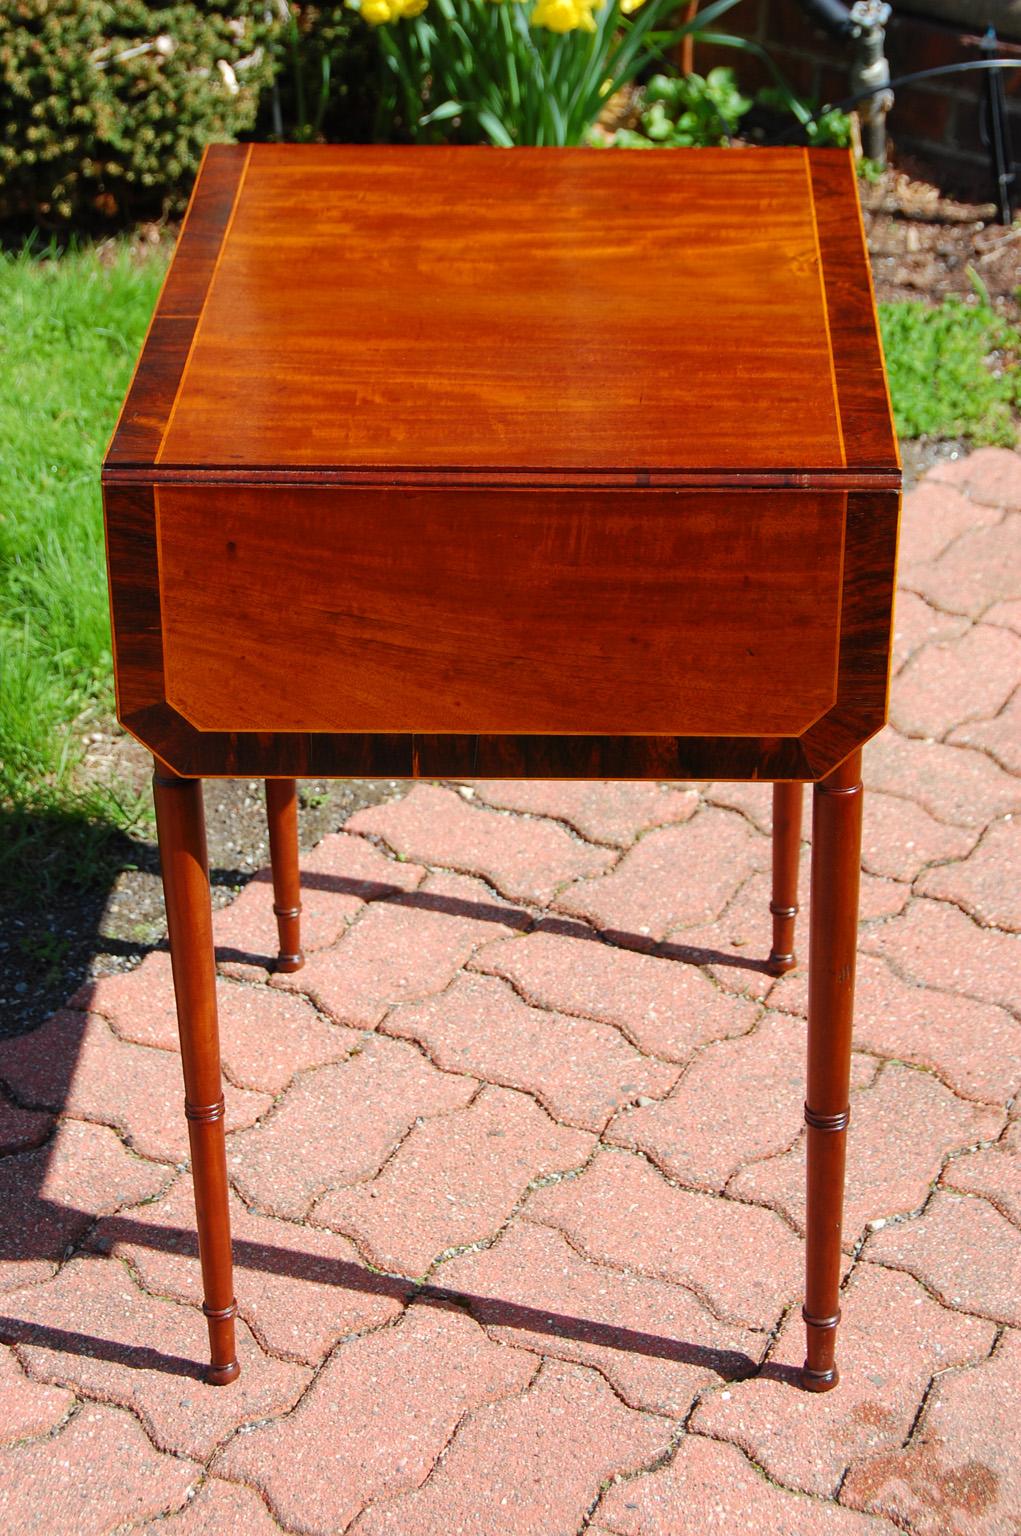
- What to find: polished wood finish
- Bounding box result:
[107,145,897,481]
[265,779,304,972]
[802,749,863,1391]
[102,146,901,1391]
[105,482,898,781]
[151,770,239,1385]
[104,145,898,783]
[158,485,843,737]
[768,782,804,975]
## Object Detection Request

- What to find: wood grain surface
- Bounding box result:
[105,144,899,485]
[103,482,898,781]
[156,484,844,736]
[103,145,900,780]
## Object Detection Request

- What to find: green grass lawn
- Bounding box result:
[0,243,167,896]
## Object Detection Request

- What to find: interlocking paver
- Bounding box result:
[215,830,424,966]
[691,1262,994,1498]
[982,596,1021,634]
[916,819,1021,931]
[860,790,977,882]
[942,1121,1021,1228]
[350,1358,672,1536]
[0,1404,198,1535]
[890,589,970,674]
[897,478,1001,566]
[0,1119,171,1294]
[213,1302,536,1535]
[0,1097,51,1156]
[134,1477,284,1534]
[768,953,1021,1106]
[729,1064,1001,1246]
[949,686,1021,775]
[8,446,1018,1536]
[91,1173,407,1365]
[859,873,913,921]
[554,809,769,944]
[523,1148,802,1329]
[2,1253,310,1460]
[666,859,808,998]
[348,782,615,903]
[891,624,1021,742]
[274,869,526,1027]
[930,445,1021,507]
[863,728,1021,828]
[861,899,1021,1010]
[0,1010,271,1164]
[312,1084,594,1276]
[384,971,679,1131]
[0,1342,74,1446]
[473,925,757,1057]
[904,520,1021,621]
[468,779,699,847]
[227,1033,477,1219]
[605,1010,824,1191]
[865,1190,1021,1326]
[842,1327,1021,1536]
[595,1435,900,1534]
[77,950,359,1092]
[703,780,776,833]
[437,1218,762,1415]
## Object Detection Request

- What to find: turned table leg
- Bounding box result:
[153,766,240,1386]
[265,779,304,973]
[802,749,863,1392]
[768,781,804,975]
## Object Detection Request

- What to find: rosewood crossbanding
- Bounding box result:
[102,143,901,1393]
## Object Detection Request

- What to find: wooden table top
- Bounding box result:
[103,145,901,785]
[105,144,898,490]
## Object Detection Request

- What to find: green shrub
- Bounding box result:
[0,1,280,223]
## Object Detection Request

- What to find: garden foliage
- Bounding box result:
[880,290,1021,449]
[345,0,743,147]
[0,0,279,222]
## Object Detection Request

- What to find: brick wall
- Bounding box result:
[694,0,1021,197]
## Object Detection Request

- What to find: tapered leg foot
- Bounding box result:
[265,779,304,973]
[204,1300,241,1384]
[801,1362,840,1392]
[154,765,240,1387]
[767,781,804,975]
[801,751,863,1393]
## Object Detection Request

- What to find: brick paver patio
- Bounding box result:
[1,447,1019,1534]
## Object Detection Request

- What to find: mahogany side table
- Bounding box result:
[102,144,901,1393]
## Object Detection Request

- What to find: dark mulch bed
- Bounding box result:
[862,163,1019,317]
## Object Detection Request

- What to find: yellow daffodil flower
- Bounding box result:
[619,0,645,12]
[346,0,428,23]
[531,0,600,32]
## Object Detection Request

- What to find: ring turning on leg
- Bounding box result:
[265,779,304,972]
[153,766,240,1386]
[768,781,804,975]
[801,750,863,1392]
